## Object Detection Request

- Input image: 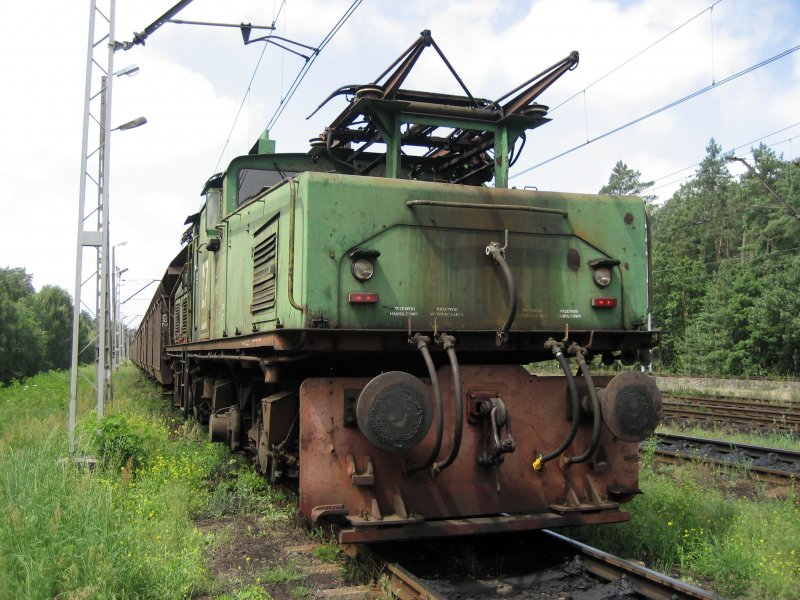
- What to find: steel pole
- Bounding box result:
[97,73,108,419]
[69,0,100,451]
[98,0,117,418]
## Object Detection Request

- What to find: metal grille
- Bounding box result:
[172,293,189,343]
[172,300,181,341]
[252,231,277,316]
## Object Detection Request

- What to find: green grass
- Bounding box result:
[0,365,230,599]
[570,451,800,599]
[313,543,341,562]
[206,464,289,518]
[260,564,306,585]
[217,584,275,600]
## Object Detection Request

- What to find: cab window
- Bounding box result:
[237,168,298,205]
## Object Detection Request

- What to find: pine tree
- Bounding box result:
[599,160,655,201]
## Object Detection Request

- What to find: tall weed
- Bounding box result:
[0,366,229,599]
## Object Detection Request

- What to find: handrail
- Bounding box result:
[406,199,567,217]
[287,179,305,312]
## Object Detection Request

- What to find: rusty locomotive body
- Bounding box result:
[131,32,662,543]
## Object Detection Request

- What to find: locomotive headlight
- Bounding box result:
[348,247,380,281]
[593,266,612,287]
[351,258,374,281]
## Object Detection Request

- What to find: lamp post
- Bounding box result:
[68,0,264,450]
[68,0,148,451]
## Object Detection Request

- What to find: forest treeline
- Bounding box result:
[606,140,800,376]
[0,268,94,384]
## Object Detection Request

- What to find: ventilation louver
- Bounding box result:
[252,231,277,316]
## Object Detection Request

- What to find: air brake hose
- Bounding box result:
[565,347,602,465]
[532,349,580,471]
[486,242,517,347]
[432,334,463,477]
[406,335,444,475]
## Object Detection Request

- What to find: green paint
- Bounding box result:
[182,170,650,342]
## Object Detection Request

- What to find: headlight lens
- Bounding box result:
[351,258,374,281]
[593,267,612,287]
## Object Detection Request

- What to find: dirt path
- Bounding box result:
[195,512,380,599]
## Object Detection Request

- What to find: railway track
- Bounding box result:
[662,394,800,433]
[654,432,800,484]
[345,530,717,599]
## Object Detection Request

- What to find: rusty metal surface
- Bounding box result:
[130,246,188,385]
[601,371,662,442]
[338,510,629,544]
[299,365,641,539]
[356,371,433,453]
[166,328,660,356]
[321,32,578,186]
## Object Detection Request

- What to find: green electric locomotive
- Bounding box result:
[131,31,661,543]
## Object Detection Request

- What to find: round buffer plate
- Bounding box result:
[600,371,662,442]
[356,371,433,453]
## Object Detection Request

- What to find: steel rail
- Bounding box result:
[382,560,447,600]
[662,394,800,432]
[354,531,717,600]
[653,432,800,483]
[543,530,718,600]
[663,393,798,413]
[663,406,800,431]
[342,543,447,600]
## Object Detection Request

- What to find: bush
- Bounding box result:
[80,411,162,471]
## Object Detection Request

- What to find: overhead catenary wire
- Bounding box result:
[265,0,364,130]
[212,0,362,173]
[642,123,800,193]
[213,0,288,173]
[510,42,800,180]
[549,1,723,114]
[213,42,271,173]
[647,137,800,194]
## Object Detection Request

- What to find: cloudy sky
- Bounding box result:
[2,0,798,328]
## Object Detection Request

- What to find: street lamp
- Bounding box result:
[115,64,140,77]
[113,116,147,131]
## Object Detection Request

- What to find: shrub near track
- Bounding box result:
[571,444,800,599]
[0,366,229,599]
